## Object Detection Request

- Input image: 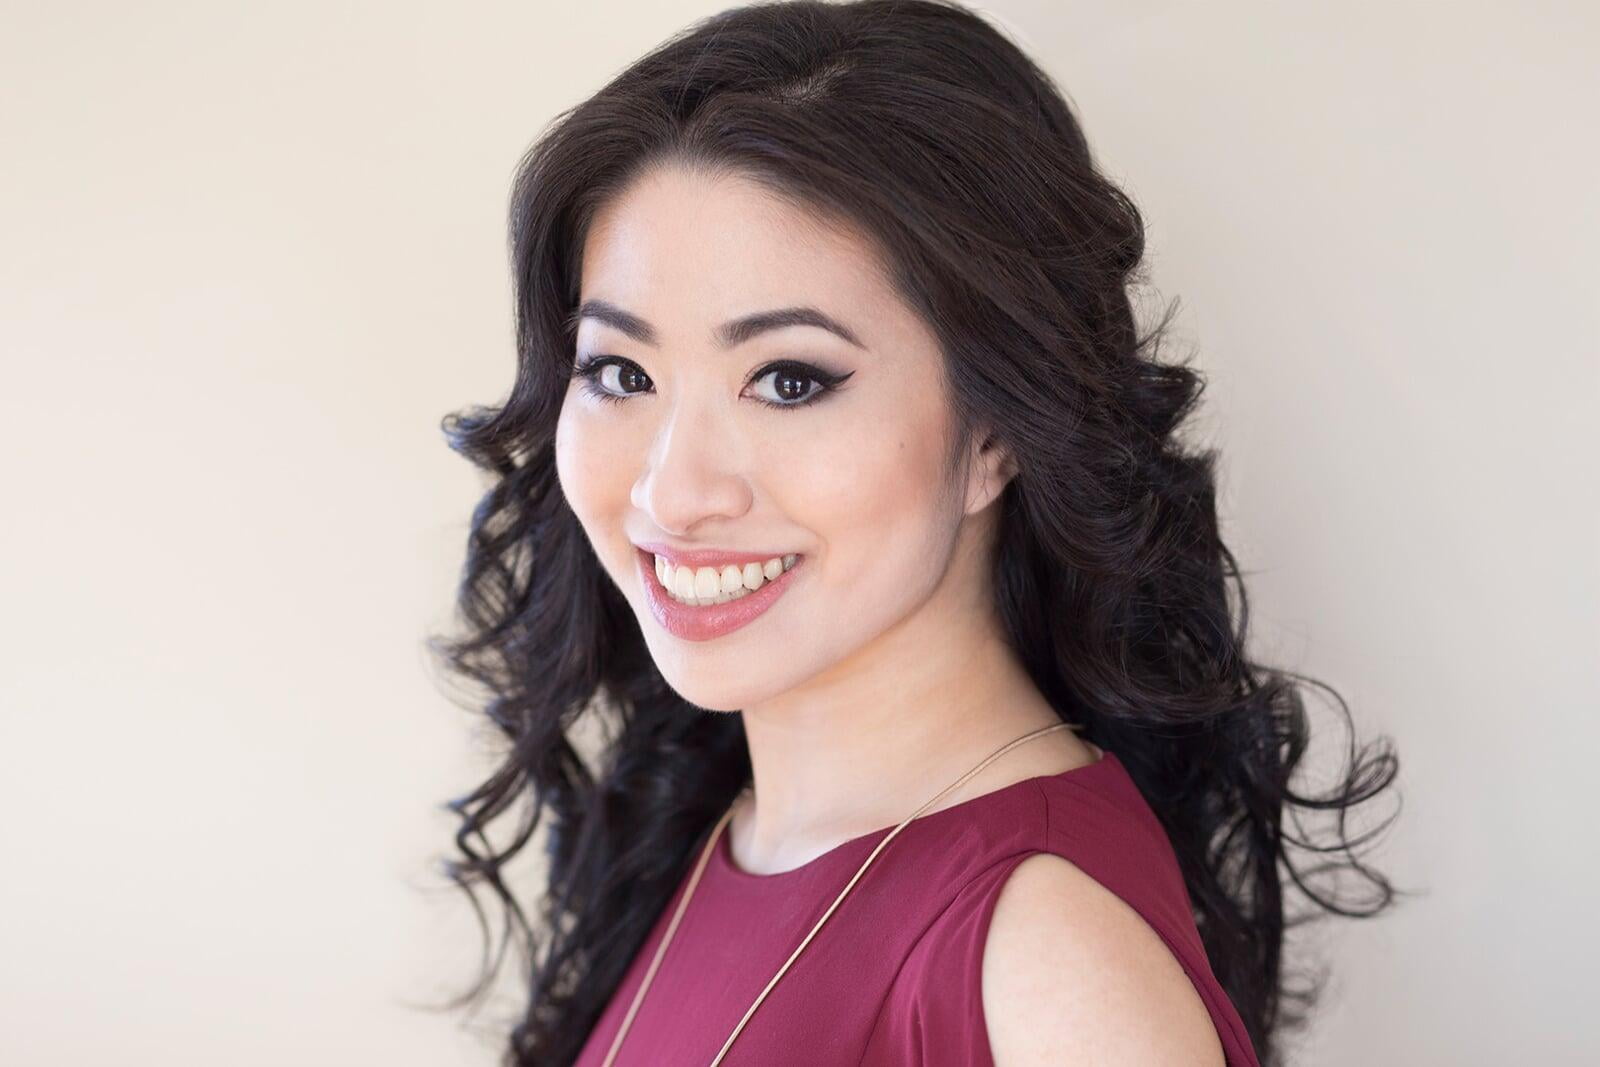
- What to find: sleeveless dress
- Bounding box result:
[573,748,1261,1066]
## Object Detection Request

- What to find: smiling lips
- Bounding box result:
[654,552,799,605]
[634,545,804,641]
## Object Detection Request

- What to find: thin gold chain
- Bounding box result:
[598,719,1085,1066]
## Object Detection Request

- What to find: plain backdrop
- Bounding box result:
[2,1,1595,1064]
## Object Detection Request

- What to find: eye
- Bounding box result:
[568,355,854,409]
[570,355,651,404]
[746,360,854,410]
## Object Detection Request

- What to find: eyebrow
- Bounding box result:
[569,299,867,351]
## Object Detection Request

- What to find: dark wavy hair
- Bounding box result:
[423,2,1406,1063]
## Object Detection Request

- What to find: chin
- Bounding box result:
[639,632,809,714]
[650,670,761,714]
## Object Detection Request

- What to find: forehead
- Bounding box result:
[576,164,906,350]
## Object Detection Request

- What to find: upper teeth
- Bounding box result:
[655,553,799,606]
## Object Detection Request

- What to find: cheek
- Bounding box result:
[555,400,633,548]
[785,402,955,579]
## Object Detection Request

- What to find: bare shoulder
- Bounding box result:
[981,852,1226,1067]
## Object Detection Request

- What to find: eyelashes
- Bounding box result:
[569,355,854,411]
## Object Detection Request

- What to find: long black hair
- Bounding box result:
[425,2,1405,1063]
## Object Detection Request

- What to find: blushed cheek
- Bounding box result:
[786,404,954,586]
[553,406,583,515]
[555,406,624,562]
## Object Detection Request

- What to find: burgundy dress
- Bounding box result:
[573,749,1261,1065]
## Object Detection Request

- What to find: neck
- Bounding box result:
[729,578,1094,876]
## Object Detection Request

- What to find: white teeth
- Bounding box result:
[672,566,696,600]
[653,552,800,607]
[693,567,720,599]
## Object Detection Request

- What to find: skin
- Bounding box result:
[555,161,1224,1063]
[983,853,1228,1065]
[555,161,1099,872]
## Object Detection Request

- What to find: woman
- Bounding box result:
[429,2,1402,1064]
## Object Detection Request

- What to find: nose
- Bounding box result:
[631,402,753,536]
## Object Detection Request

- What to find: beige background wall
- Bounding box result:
[3,2,1594,1063]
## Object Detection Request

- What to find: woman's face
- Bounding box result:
[555,164,1008,710]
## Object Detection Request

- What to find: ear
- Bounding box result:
[963,429,1017,516]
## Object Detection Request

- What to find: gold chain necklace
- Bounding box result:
[599,720,1084,1066]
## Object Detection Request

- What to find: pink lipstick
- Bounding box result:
[634,545,803,642]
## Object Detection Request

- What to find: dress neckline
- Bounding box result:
[713,744,1114,883]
